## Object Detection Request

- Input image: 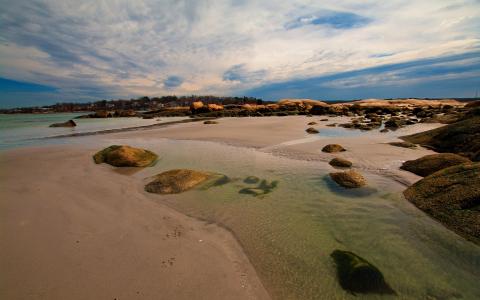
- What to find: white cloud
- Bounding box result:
[0,0,479,100]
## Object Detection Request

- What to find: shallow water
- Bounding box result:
[0,113,185,149]
[100,137,480,300]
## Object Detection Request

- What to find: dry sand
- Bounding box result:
[0,146,270,300]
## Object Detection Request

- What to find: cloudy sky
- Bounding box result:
[1,0,479,107]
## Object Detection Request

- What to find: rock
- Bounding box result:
[330,250,395,295]
[380,128,389,133]
[326,123,337,127]
[384,118,402,128]
[93,145,158,167]
[145,169,212,194]
[403,162,480,244]
[322,144,346,153]
[93,110,112,118]
[320,118,329,121]
[244,176,260,184]
[190,101,204,111]
[329,170,366,188]
[401,116,480,161]
[203,120,218,124]
[400,153,471,176]
[307,121,318,125]
[388,141,417,149]
[306,127,319,134]
[49,120,76,127]
[329,157,352,168]
[239,179,278,196]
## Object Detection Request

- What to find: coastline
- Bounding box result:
[0,146,270,300]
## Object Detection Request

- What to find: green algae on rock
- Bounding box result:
[239,179,278,196]
[403,162,480,245]
[331,250,396,295]
[401,153,471,177]
[145,169,213,194]
[93,145,158,167]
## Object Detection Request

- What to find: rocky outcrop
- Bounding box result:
[403,162,480,244]
[145,169,212,194]
[329,170,366,188]
[322,144,346,153]
[329,157,352,168]
[49,120,76,127]
[93,145,158,167]
[400,153,471,176]
[331,250,395,295]
[402,116,480,161]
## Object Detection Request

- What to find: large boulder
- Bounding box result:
[329,170,366,188]
[322,144,346,153]
[401,116,480,161]
[329,157,352,168]
[330,250,395,295]
[93,145,158,167]
[400,153,471,176]
[145,169,212,194]
[49,120,76,127]
[403,162,480,244]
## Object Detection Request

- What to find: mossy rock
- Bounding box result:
[403,162,480,244]
[93,145,158,167]
[329,157,352,168]
[145,169,213,194]
[239,179,278,197]
[306,127,319,134]
[244,176,260,184]
[401,116,480,161]
[322,144,346,153]
[400,153,471,176]
[388,141,417,149]
[329,170,366,188]
[330,250,395,295]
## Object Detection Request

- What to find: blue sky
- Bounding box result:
[0,0,479,108]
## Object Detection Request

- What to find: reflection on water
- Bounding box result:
[105,137,480,300]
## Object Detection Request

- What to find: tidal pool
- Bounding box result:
[104,137,480,299]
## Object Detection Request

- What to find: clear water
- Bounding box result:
[98,137,480,300]
[0,113,186,150]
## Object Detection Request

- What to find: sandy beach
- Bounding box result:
[0,146,270,300]
[1,115,476,299]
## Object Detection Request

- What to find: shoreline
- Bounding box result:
[0,146,271,300]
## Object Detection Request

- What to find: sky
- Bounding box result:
[0,0,479,108]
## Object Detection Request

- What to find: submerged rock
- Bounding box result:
[400,153,471,176]
[403,162,480,244]
[329,157,352,168]
[49,120,76,127]
[330,250,395,295]
[388,141,417,149]
[306,127,319,134]
[145,169,212,194]
[244,176,260,184]
[93,145,157,167]
[239,179,278,196]
[322,144,346,153]
[329,170,366,188]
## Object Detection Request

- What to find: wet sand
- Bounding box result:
[0,146,270,300]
